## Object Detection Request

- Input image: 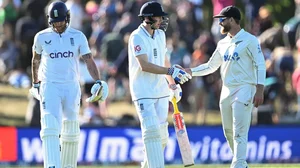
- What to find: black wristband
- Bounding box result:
[32,82,40,88]
[167,67,174,75]
[95,80,102,84]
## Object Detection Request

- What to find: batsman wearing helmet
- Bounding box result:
[29,1,109,167]
[128,1,191,168]
[186,6,266,168]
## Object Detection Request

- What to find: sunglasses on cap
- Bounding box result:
[219,17,227,23]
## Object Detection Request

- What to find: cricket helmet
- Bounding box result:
[138,1,168,18]
[47,1,70,25]
[138,1,169,31]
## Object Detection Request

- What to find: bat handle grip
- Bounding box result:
[171,97,180,114]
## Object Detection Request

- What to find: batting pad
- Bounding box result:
[40,114,61,168]
[141,116,164,168]
[60,120,80,168]
[160,122,169,149]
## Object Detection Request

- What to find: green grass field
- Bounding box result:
[0,83,223,126]
[1,85,300,168]
[3,164,300,168]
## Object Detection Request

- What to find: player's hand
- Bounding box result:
[167,64,192,84]
[184,68,192,76]
[169,84,182,103]
[29,82,40,100]
[86,80,109,102]
[253,91,264,107]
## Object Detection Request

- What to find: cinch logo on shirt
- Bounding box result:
[49,51,74,59]
[224,52,240,62]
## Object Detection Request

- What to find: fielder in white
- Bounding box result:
[186,6,266,168]
[29,1,108,168]
[128,1,191,168]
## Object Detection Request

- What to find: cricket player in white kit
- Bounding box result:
[128,1,191,168]
[186,6,266,168]
[29,1,109,168]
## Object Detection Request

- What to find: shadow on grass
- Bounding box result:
[0,113,26,126]
[0,93,27,100]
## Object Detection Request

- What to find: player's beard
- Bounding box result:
[54,25,67,33]
[150,20,160,30]
[52,21,68,33]
[220,24,231,34]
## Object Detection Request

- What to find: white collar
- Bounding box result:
[229,28,245,40]
[140,25,156,38]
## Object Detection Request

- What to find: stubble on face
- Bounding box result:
[53,21,66,33]
[220,24,231,34]
[152,16,162,29]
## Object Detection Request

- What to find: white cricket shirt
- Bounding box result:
[128,25,169,101]
[191,29,266,102]
[32,27,91,83]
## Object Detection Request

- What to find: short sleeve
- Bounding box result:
[32,34,42,54]
[79,32,91,56]
[129,35,147,57]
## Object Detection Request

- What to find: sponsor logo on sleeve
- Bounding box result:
[257,44,262,53]
[134,45,141,53]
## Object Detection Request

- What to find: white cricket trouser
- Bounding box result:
[39,81,81,168]
[40,81,81,128]
[134,97,169,168]
[220,85,255,168]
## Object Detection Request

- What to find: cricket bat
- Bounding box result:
[171,97,194,167]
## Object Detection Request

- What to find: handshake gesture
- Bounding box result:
[167,64,192,84]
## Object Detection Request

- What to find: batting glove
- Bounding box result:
[167,64,192,84]
[29,82,40,100]
[86,80,109,102]
[169,84,182,103]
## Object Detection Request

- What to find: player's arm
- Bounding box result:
[136,54,169,74]
[131,34,190,84]
[31,51,41,83]
[248,38,266,107]
[130,33,172,74]
[82,53,109,102]
[248,38,266,86]
[164,54,175,84]
[31,33,42,83]
[80,32,108,102]
[79,32,101,81]
[165,55,183,102]
[30,34,42,100]
[186,48,222,76]
[82,53,100,81]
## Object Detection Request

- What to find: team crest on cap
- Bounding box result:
[54,10,58,17]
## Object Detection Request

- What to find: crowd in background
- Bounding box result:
[1,0,300,127]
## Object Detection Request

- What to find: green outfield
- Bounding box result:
[3,164,300,168]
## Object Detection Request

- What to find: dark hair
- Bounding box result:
[233,18,240,25]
